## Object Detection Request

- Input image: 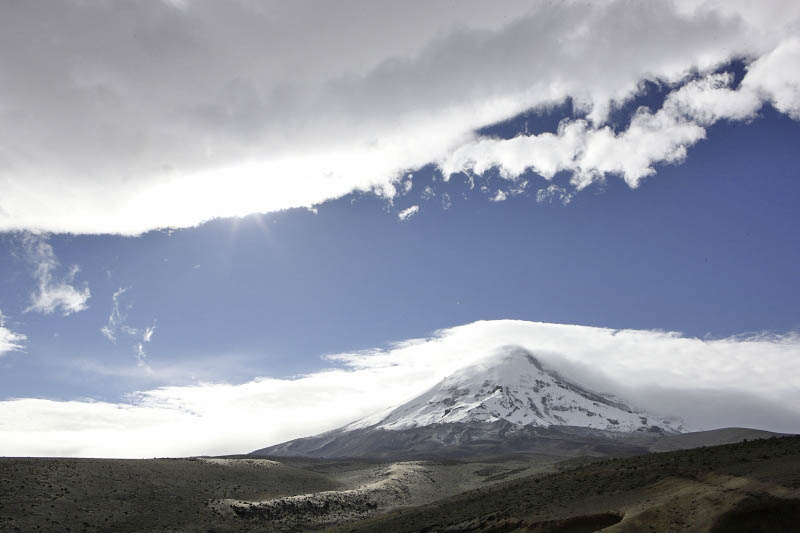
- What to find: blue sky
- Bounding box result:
[0,1,799,457]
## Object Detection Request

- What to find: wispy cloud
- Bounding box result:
[66,352,268,386]
[536,184,572,206]
[101,287,156,370]
[142,325,155,343]
[21,234,90,316]
[135,343,152,373]
[490,190,507,203]
[397,205,420,221]
[100,287,131,343]
[0,311,26,357]
[1,320,798,458]
[0,2,798,234]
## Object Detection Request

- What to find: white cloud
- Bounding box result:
[742,37,800,120]
[664,72,763,125]
[402,175,414,194]
[439,53,799,191]
[536,184,573,205]
[101,288,155,370]
[0,311,26,357]
[136,325,156,372]
[21,234,91,316]
[101,288,131,343]
[135,343,152,372]
[490,190,508,202]
[1,319,798,458]
[0,1,798,234]
[397,205,420,221]
[143,325,156,343]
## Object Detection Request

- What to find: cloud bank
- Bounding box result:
[1,1,799,234]
[1,320,797,458]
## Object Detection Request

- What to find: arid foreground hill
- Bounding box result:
[1,435,798,532]
[336,435,800,533]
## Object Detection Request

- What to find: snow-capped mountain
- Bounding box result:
[253,347,683,458]
[346,347,681,434]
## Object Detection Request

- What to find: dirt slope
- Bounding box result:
[336,435,800,532]
[1,435,796,532]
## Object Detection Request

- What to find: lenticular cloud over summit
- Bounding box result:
[1,1,800,234]
[1,320,798,458]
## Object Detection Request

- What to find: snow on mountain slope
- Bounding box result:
[345,347,683,434]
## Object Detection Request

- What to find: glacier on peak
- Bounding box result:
[345,346,683,434]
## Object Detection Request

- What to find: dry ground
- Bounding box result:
[1,436,797,532]
[337,436,800,532]
[0,452,555,531]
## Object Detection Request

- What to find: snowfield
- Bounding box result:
[346,347,683,434]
